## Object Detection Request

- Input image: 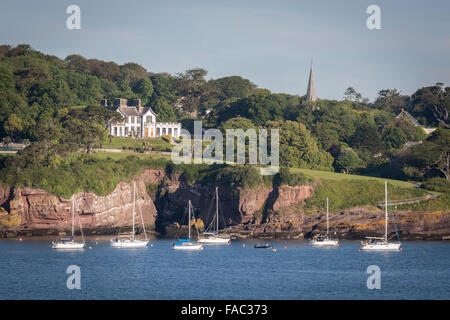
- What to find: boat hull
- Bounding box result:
[172,243,204,250]
[197,237,231,245]
[360,242,401,251]
[52,242,85,249]
[111,239,149,248]
[310,239,339,246]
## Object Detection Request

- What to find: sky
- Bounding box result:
[0,0,449,101]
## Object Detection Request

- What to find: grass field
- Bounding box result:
[99,137,173,151]
[290,167,416,189]
[90,152,171,161]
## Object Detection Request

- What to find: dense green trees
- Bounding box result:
[402,128,450,180]
[268,120,334,171]
[382,126,407,150]
[0,44,447,184]
[335,148,361,174]
[410,83,449,128]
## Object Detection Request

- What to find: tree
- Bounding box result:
[220,117,256,131]
[405,128,450,180]
[382,126,407,149]
[150,73,177,104]
[268,120,334,170]
[3,114,23,141]
[411,84,449,128]
[175,68,208,114]
[150,97,176,122]
[374,89,407,113]
[349,115,384,153]
[344,87,362,102]
[65,54,90,74]
[131,77,154,105]
[335,148,361,174]
[217,93,285,126]
[201,76,256,110]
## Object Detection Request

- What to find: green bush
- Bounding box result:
[0,154,168,198]
[422,177,450,193]
[277,167,312,186]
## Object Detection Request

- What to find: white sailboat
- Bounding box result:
[310,197,339,246]
[198,187,231,245]
[360,181,402,251]
[111,181,149,248]
[172,200,203,251]
[52,198,85,249]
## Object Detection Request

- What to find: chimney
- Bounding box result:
[100,99,108,107]
[114,98,128,108]
[130,98,142,112]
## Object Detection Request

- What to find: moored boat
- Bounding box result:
[111,181,149,248]
[360,181,402,252]
[197,187,231,245]
[52,198,85,250]
[310,198,339,246]
[172,200,203,251]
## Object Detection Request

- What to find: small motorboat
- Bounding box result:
[254,243,272,249]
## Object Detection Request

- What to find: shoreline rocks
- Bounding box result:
[1,169,449,241]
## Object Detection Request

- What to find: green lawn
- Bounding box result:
[90,151,171,161]
[99,137,173,151]
[290,167,416,189]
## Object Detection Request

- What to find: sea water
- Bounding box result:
[0,239,448,299]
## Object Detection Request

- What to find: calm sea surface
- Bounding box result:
[0,239,449,300]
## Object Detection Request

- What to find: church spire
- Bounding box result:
[306,61,317,102]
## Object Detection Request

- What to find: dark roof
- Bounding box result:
[118,106,156,117]
[396,110,421,126]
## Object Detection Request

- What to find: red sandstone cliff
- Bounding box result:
[0,169,449,240]
[0,179,156,236]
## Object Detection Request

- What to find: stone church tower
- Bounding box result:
[306,62,317,102]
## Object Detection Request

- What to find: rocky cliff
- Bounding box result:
[0,179,156,236]
[0,169,449,240]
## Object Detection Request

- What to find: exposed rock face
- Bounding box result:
[227,206,450,240]
[272,185,314,212]
[1,169,449,240]
[0,180,156,236]
[152,176,315,235]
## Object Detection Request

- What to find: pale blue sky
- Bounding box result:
[1,0,449,100]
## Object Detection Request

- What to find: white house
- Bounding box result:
[103,98,181,138]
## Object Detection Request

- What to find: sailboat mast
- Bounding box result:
[132,181,135,241]
[385,181,388,242]
[326,197,329,237]
[216,187,219,234]
[188,200,191,240]
[72,198,75,238]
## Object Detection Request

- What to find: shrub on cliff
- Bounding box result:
[422,177,450,194]
[277,167,312,186]
[214,165,262,189]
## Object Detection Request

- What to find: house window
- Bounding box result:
[146,116,153,123]
[137,117,141,124]
[119,127,123,136]
[114,127,117,136]
[125,127,129,136]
